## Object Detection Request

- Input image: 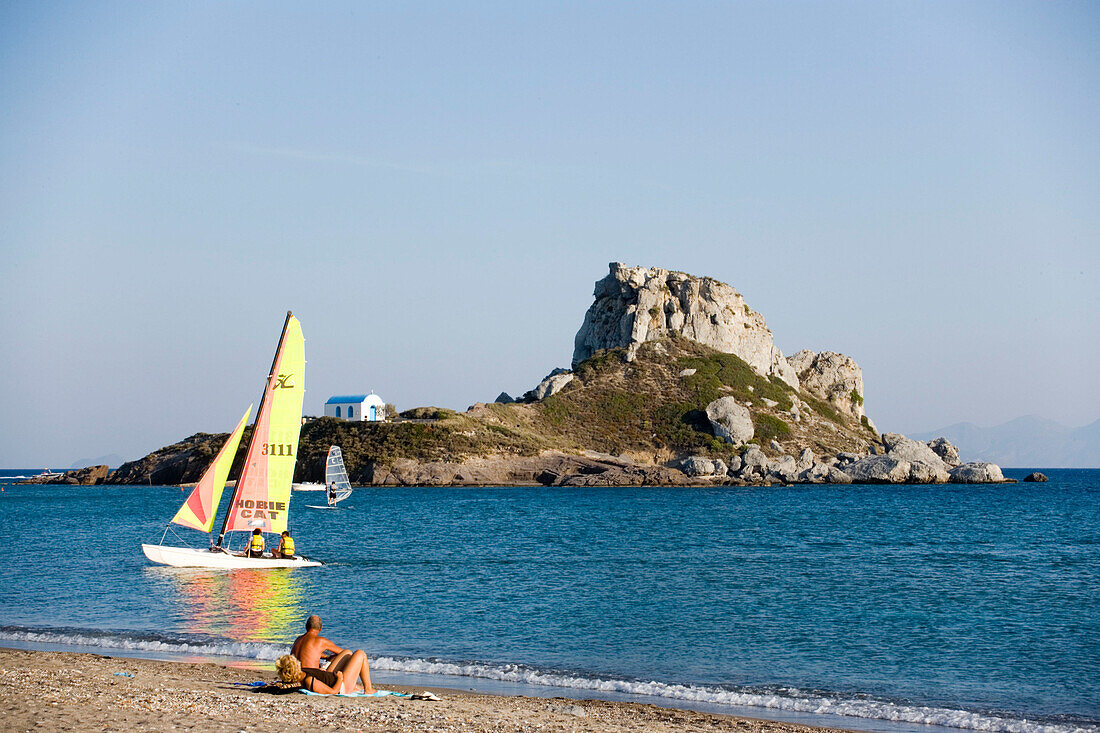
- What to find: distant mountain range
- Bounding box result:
[911,416,1100,468]
[69,454,125,470]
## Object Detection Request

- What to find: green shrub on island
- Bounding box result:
[850,390,864,406]
[572,348,622,381]
[399,407,456,421]
[678,350,793,412]
[753,414,791,443]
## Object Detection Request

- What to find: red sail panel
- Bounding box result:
[224,315,304,536]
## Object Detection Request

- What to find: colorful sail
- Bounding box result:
[171,405,252,532]
[224,313,305,536]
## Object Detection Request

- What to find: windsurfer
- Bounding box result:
[327,482,337,507]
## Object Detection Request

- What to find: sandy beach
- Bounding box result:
[0,648,854,733]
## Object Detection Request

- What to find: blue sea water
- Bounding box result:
[0,468,1096,733]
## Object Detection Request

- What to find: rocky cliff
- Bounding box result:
[787,350,866,421]
[573,263,799,388]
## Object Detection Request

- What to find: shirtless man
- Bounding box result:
[290,615,374,693]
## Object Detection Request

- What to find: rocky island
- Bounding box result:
[32,263,1006,487]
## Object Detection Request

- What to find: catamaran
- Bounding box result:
[307,446,353,509]
[142,312,321,569]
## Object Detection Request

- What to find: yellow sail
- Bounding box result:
[224,313,305,536]
[171,405,252,533]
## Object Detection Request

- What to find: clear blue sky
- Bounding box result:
[2,1,1097,466]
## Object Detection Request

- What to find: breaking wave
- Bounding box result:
[2,626,1095,733]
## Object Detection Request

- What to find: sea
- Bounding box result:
[0,468,1096,733]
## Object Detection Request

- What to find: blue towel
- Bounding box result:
[298,688,410,698]
[234,681,268,687]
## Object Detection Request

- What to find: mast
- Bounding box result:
[216,311,294,548]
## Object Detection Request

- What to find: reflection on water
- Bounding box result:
[148,567,304,643]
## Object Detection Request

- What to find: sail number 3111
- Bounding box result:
[262,443,294,456]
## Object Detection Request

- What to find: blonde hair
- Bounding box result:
[275,654,304,684]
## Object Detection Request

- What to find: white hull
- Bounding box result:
[293,482,326,491]
[141,544,321,569]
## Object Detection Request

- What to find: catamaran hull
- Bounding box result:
[141,544,322,569]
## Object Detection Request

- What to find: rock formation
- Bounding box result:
[1023,472,1049,482]
[882,433,950,483]
[572,263,799,388]
[845,456,913,484]
[523,368,574,402]
[927,437,962,468]
[948,462,1005,483]
[786,350,865,420]
[705,397,754,445]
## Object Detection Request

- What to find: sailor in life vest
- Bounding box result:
[246,528,265,558]
[276,530,296,559]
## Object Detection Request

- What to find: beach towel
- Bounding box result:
[298,688,411,698]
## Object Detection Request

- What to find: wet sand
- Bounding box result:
[0,647,854,732]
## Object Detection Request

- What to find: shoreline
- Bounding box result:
[0,647,858,733]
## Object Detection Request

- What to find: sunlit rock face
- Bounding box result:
[572,262,799,388]
[786,349,865,420]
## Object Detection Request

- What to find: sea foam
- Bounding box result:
[1,626,1094,733]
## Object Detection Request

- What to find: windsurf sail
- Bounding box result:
[170,405,252,533]
[220,313,306,539]
[324,446,353,503]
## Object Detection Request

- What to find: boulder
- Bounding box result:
[726,454,743,475]
[798,462,831,483]
[769,440,783,453]
[767,455,799,483]
[949,462,1005,484]
[1023,472,1049,482]
[526,368,574,401]
[705,397,754,445]
[797,461,854,485]
[907,460,949,484]
[786,349,865,419]
[796,448,815,472]
[680,456,720,477]
[679,368,697,377]
[572,263,800,388]
[835,452,861,468]
[882,434,950,481]
[845,456,912,484]
[738,447,768,478]
[926,437,962,468]
[495,392,515,404]
[824,466,854,484]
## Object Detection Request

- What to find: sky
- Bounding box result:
[1,1,1097,466]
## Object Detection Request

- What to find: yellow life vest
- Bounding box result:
[282,537,295,555]
[249,534,264,552]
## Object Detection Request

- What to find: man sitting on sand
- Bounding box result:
[290,615,374,693]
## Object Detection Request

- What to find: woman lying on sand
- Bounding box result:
[276,652,374,694]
